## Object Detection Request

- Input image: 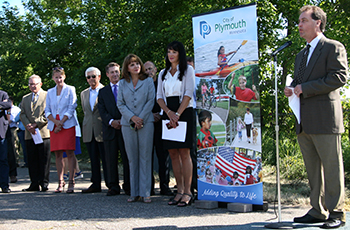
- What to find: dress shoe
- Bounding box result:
[160,189,174,196]
[106,189,120,196]
[150,190,155,196]
[2,187,11,193]
[41,186,49,192]
[82,186,101,193]
[22,185,40,192]
[127,196,140,202]
[321,219,345,229]
[294,213,325,223]
[142,196,151,203]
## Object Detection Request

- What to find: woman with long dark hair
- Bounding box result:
[157,41,195,207]
[117,54,155,203]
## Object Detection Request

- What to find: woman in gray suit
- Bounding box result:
[117,54,155,203]
[45,67,78,193]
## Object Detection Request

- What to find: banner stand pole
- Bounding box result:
[264,55,293,229]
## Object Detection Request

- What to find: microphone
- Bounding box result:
[271,41,292,57]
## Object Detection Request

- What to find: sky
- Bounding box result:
[5,0,25,14]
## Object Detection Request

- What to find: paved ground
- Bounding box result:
[0,166,348,230]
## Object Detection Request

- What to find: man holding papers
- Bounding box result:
[20,75,51,192]
[284,5,347,229]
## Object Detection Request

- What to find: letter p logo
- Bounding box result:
[200,21,211,39]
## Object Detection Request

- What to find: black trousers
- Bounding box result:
[151,120,171,192]
[246,124,252,138]
[6,128,17,177]
[85,136,108,189]
[103,130,130,193]
[26,138,51,187]
[190,109,197,193]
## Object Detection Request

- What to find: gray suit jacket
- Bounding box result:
[80,85,104,143]
[296,36,348,134]
[117,77,155,126]
[20,90,50,140]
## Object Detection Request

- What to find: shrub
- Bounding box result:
[262,128,307,182]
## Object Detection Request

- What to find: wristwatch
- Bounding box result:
[175,112,180,117]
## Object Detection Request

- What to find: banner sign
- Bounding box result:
[192,3,262,205]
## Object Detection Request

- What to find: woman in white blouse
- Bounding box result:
[157,41,195,207]
[45,67,78,193]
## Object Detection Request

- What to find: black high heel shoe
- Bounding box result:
[54,180,65,193]
[168,193,183,205]
[66,180,75,194]
[177,193,193,207]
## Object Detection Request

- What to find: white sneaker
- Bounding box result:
[63,173,69,181]
[74,171,84,180]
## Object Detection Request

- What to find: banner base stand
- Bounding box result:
[227,202,252,213]
[253,201,268,212]
[195,200,218,209]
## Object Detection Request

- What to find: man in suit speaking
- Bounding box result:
[284,5,347,229]
[81,67,107,193]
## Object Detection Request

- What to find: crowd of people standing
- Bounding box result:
[0,41,196,207]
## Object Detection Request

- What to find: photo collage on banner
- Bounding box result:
[192,3,263,205]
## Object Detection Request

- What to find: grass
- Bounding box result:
[216,101,229,110]
[263,165,350,211]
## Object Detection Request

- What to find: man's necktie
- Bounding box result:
[113,85,118,102]
[32,93,38,110]
[292,44,311,87]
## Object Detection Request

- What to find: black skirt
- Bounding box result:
[162,96,193,150]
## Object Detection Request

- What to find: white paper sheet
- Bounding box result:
[31,128,43,144]
[162,120,187,142]
[286,76,300,124]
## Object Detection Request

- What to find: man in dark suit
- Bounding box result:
[284,5,347,229]
[98,62,130,196]
[0,86,12,193]
[81,67,107,193]
[144,61,173,196]
[20,75,51,192]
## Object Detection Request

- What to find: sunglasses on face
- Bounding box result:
[86,75,97,79]
[52,67,64,70]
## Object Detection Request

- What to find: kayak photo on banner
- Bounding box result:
[192,3,262,205]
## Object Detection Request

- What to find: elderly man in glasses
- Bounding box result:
[80,67,107,193]
[20,75,51,192]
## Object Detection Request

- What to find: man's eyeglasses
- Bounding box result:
[86,75,97,79]
[52,67,64,71]
[28,82,40,87]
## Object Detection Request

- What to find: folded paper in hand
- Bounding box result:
[162,120,187,142]
[31,128,43,144]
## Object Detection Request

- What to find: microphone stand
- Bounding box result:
[264,54,293,229]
